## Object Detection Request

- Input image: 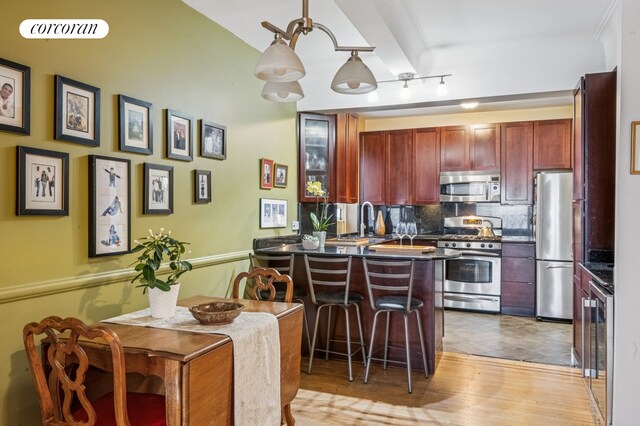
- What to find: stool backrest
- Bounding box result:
[249,253,294,276]
[23,316,131,425]
[362,259,416,312]
[232,267,294,303]
[304,255,352,305]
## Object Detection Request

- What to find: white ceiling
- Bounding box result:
[183,0,615,118]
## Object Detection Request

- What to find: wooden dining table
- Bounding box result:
[62,296,303,425]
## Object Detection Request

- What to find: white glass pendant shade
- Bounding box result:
[436,79,448,97]
[331,51,377,94]
[254,39,306,82]
[261,81,304,102]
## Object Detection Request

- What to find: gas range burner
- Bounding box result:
[441,234,502,242]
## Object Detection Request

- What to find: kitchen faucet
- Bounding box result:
[360,201,374,237]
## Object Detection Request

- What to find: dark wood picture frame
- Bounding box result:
[260,158,274,189]
[274,163,288,188]
[194,169,212,204]
[16,146,69,216]
[259,198,287,228]
[0,57,30,135]
[200,120,226,160]
[118,95,153,155]
[55,75,100,146]
[144,163,174,214]
[89,155,131,257]
[166,109,193,161]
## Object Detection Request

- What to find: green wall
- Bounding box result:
[0,1,297,424]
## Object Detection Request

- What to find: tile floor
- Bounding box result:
[442,309,575,366]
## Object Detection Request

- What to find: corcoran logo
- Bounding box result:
[19,19,109,39]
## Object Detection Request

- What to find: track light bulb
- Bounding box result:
[400,81,411,100]
[436,77,448,97]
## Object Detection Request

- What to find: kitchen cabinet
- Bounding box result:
[360,131,386,205]
[501,243,536,316]
[500,121,533,205]
[298,113,335,202]
[413,127,441,205]
[335,113,359,204]
[533,119,572,170]
[440,124,500,172]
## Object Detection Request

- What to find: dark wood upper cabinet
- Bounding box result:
[533,119,572,170]
[386,129,414,205]
[501,121,533,205]
[360,131,386,205]
[336,113,359,204]
[298,113,335,202]
[413,127,441,205]
[469,123,500,171]
[440,125,468,171]
[441,124,499,171]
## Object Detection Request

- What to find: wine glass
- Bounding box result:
[396,221,407,246]
[407,222,418,247]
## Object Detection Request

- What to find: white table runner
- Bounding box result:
[103,307,281,426]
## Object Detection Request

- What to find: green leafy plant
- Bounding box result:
[306,181,333,232]
[130,228,192,292]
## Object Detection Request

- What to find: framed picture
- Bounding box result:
[16,146,69,216]
[55,75,100,146]
[260,198,287,229]
[89,155,131,257]
[632,121,640,174]
[166,109,193,161]
[144,163,174,214]
[200,120,226,160]
[194,169,211,203]
[119,95,153,155]
[260,158,274,189]
[274,163,288,188]
[0,57,30,135]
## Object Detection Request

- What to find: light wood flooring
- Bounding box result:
[292,352,595,425]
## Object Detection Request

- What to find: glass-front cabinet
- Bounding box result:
[298,113,335,202]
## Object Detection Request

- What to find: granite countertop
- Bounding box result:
[256,243,461,261]
[581,262,614,287]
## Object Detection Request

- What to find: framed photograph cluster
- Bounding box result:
[260,198,287,229]
[144,163,174,214]
[55,75,100,146]
[16,146,68,216]
[0,57,30,135]
[200,120,226,160]
[194,169,211,203]
[166,109,193,161]
[119,95,153,155]
[89,155,131,257]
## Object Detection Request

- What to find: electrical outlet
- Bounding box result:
[291,221,300,231]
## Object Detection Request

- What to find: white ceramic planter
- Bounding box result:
[313,231,326,249]
[147,283,181,318]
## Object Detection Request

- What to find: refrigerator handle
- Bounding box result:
[545,264,573,269]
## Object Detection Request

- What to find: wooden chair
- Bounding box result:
[362,258,428,393]
[23,316,166,426]
[232,267,294,303]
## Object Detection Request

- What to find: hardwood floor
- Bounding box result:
[292,352,595,425]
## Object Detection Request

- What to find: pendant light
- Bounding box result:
[331,51,377,94]
[253,0,376,102]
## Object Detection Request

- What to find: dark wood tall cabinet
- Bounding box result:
[413,127,441,205]
[571,70,617,366]
[500,121,533,205]
[298,113,335,202]
[386,130,414,205]
[360,131,386,205]
[336,113,359,204]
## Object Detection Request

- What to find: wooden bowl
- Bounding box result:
[189,302,244,325]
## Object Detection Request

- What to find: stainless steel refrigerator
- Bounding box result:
[535,172,573,320]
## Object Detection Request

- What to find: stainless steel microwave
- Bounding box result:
[439,171,501,203]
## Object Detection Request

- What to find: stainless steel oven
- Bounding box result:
[438,216,502,313]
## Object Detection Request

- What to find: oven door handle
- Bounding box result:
[455,250,500,257]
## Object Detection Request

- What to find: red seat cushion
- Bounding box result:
[73,391,166,426]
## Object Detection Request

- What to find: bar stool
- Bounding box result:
[304,255,367,381]
[362,258,428,393]
[249,253,311,354]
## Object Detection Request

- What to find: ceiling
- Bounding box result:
[183,0,615,118]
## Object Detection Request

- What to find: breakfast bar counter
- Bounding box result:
[255,243,460,375]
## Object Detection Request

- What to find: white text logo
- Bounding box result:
[20,19,109,39]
